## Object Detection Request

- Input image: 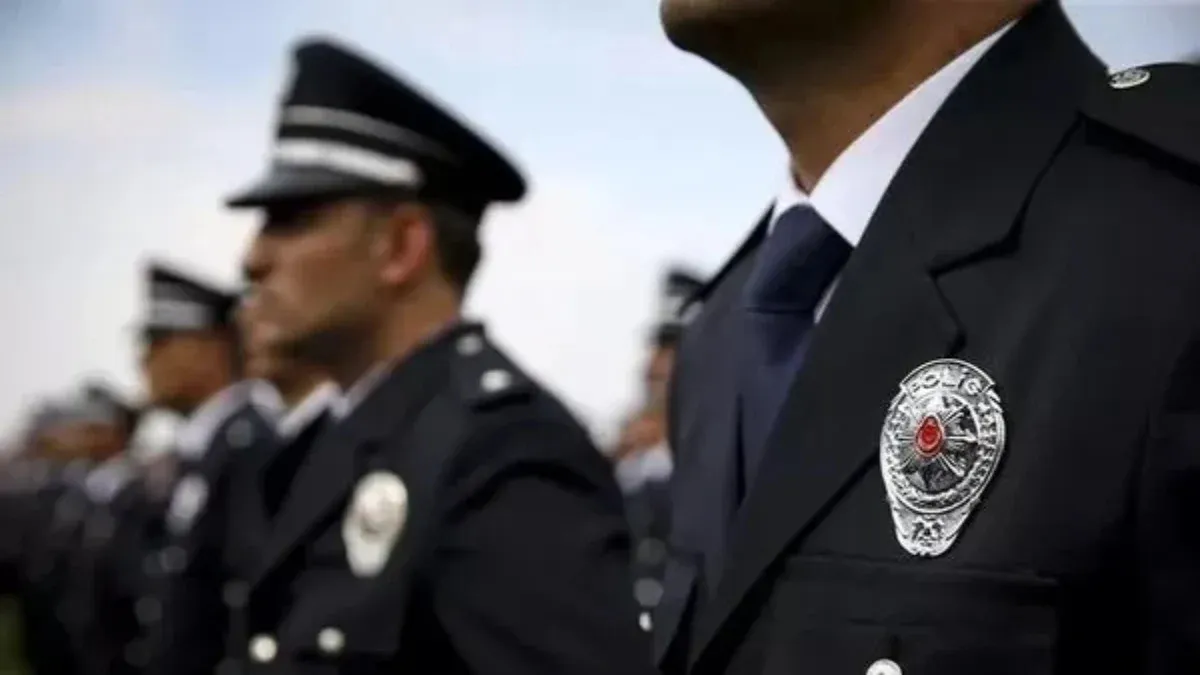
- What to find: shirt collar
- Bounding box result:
[770,21,1015,245]
[329,363,392,421]
[174,382,251,459]
[277,382,338,439]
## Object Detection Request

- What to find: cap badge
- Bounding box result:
[879,358,1006,557]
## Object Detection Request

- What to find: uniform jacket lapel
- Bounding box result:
[251,335,457,586]
[690,2,1102,667]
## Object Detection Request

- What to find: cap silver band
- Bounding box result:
[280,106,451,161]
[272,139,423,187]
[148,298,213,331]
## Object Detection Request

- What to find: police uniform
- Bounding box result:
[218,382,337,675]
[132,265,277,675]
[658,3,1200,674]
[223,38,652,675]
[57,383,144,675]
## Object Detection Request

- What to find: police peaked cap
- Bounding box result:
[143,261,238,334]
[226,36,527,210]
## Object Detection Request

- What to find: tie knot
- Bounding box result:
[743,205,851,313]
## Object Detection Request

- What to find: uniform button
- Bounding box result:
[456,333,484,356]
[134,597,161,625]
[222,580,249,608]
[638,611,653,632]
[480,369,512,393]
[867,658,902,675]
[317,627,345,655]
[249,634,278,663]
[633,578,664,608]
[159,545,187,573]
[226,419,255,448]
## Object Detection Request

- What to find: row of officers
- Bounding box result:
[1,36,707,675]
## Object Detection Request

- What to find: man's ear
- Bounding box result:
[370,201,436,288]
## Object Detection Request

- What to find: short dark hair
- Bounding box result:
[362,197,484,293]
[427,202,483,292]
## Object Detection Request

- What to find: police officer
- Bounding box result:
[2,401,76,675]
[229,36,651,674]
[134,262,276,675]
[64,381,144,675]
[213,302,337,675]
[613,268,703,633]
[655,0,1200,673]
[15,387,132,675]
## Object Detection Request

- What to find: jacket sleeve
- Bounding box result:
[429,412,656,675]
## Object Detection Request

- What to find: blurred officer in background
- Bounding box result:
[230,36,651,674]
[0,401,72,675]
[614,267,703,635]
[13,383,135,675]
[162,299,338,672]
[134,262,276,675]
[64,382,143,675]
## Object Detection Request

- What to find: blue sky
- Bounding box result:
[1,0,1198,447]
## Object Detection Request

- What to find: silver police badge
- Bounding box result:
[166,474,209,535]
[342,471,409,578]
[879,358,1006,557]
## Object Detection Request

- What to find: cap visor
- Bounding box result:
[225,167,379,208]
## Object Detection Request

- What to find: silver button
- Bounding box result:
[249,634,278,663]
[222,580,249,608]
[317,627,345,654]
[638,611,653,632]
[480,369,512,393]
[456,333,484,356]
[1109,67,1150,90]
[867,658,902,675]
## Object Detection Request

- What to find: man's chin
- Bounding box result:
[660,0,779,75]
[660,0,727,54]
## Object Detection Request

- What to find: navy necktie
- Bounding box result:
[738,205,851,493]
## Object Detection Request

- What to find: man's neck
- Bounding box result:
[749,5,1026,191]
[276,371,328,409]
[328,305,460,391]
[178,376,235,417]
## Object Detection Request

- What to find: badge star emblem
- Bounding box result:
[879,358,1007,557]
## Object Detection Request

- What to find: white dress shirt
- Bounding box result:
[277,382,339,440]
[329,363,392,421]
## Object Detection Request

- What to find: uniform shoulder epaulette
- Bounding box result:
[1081,64,1200,170]
[449,326,534,410]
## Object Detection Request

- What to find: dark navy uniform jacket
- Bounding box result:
[657,3,1200,674]
[235,322,653,675]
